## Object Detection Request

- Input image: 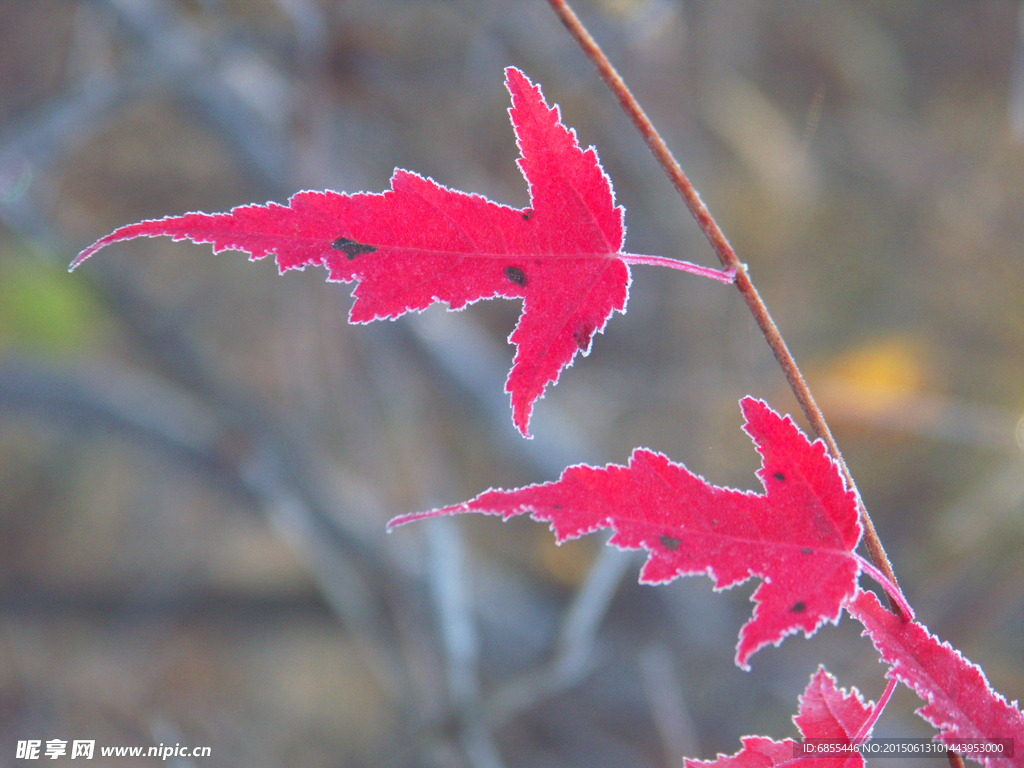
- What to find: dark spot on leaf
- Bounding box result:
[505,266,528,286]
[660,535,680,551]
[773,472,785,482]
[802,548,813,555]
[791,601,806,613]
[573,325,594,350]
[521,209,532,221]
[332,237,376,259]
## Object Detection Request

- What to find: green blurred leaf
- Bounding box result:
[0,249,103,350]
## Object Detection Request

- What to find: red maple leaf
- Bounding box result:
[69,68,729,436]
[685,666,874,768]
[390,397,863,669]
[849,589,1024,767]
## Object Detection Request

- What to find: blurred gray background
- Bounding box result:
[1,0,1022,766]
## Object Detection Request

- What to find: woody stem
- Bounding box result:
[545,0,907,619]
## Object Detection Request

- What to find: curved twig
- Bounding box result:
[544,0,908,620]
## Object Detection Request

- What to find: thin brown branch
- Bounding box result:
[545,0,907,618]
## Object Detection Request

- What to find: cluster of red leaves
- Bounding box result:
[391,396,1024,767]
[73,67,1023,767]
[683,588,1024,767]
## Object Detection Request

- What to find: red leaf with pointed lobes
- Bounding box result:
[685,666,874,768]
[849,589,1024,768]
[390,397,863,669]
[69,67,632,437]
[794,667,878,750]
